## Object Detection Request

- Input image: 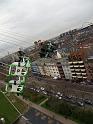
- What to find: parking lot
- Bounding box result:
[26,85,93,108]
[24,107,62,124]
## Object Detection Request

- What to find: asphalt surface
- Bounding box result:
[28,75,93,96]
[24,107,62,124]
[26,75,93,108]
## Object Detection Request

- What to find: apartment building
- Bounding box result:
[38,66,45,76]
[35,60,45,76]
[32,58,61,78]
[45,62,61,78]
[85,56,93,81]
[56,61,65,79]
[47,24,93,55]
[69,61,87,80]
[61,58,72,80]
[68,51,87,81]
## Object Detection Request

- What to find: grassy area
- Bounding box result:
[0,81,28,113]
[7,93,28,113]
[42,97,93,124]
[0,85,5,92]
[23,89,47,104]
[0,91,19,124]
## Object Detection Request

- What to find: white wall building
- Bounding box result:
[61,58,72,80]
[62,65,72,79]
[33,58,61,78]
[38,66,45,76]
[45,63,61,78]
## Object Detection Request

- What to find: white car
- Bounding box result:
[56,94,59,97]
[36,89,40,92]
[43,91,47,95]
[57,92,61,95]
[77,101,84,106]
[30,87,34,90]
[53,77,58,80]
[60,93,63,97]
[58,97,62,100]
[40,87,45,90]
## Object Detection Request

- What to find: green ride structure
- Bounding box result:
[5,50,31,95]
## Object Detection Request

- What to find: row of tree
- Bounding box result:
[44,97,93,124]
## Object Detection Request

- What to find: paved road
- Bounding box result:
[28,76,93,100]
[29,76,93,93]
[17,96,77,124]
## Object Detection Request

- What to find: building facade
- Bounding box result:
[61,58,72,80]
[32,58,61,78]
[69,61,87,80]
[38,66,45,76]
[31,63,40,75]
[85,57,93,82]
[68,51,87,81]
[44,63,61,78]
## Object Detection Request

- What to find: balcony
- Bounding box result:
[76,73,81,75]
[72,76,76,78]
[77,76,82,78]
[72,72,75,74]
[78,61,83,63]
[80,65,84,67]
[81,69,86,71]
[73,61,78,64]
[75,69,80,71]
[82,73,86,75]
[83,77,87,79]
[70,65,73,68]
[68,62,72,64]
[74,65,79,67]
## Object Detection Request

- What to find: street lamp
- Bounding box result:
[0,118,5,124]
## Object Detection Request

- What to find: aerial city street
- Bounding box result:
[0,0,93,124]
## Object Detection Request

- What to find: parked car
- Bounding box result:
[58,97,62,100]
[40,87,45,90]
[84,99,93,105]
[77,101,84,107]
[53,76,58,80]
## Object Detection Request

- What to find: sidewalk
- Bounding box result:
[39,98,48,106]
[16,96,78,124]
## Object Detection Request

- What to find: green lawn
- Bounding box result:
[0,85,5,92]
[7,94,28,113]
[42,97,93,124]
[0,91,19,124]
[23,89,47,104]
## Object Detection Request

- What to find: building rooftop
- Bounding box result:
[86,56,93,63]
[88,56,93,60]
[32,58,57,65]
